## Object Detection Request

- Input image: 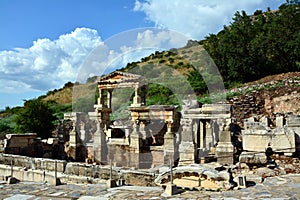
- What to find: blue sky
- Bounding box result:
[0,0,285,110]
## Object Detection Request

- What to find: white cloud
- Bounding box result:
[134,0,283,39]
[134,29,188,48]
[0,26,203,95]
[77,28,190,82]
[0,79,33,93]
[0,27,103,92]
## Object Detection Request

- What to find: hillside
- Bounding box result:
[35,71,300,123]
[38,71,300,124]
[1,61,300,135]
[42,81,97,107]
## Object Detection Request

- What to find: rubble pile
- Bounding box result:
[236,156,300,180]
[228,72,300,124]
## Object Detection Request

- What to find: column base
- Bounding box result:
[178,142,196,166]
[216,142,234,165]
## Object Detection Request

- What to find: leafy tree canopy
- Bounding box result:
[203,2,300,87]
[14,99,57,139]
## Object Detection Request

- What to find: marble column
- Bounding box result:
[129,121,141,168]
[198,120,207,163]
[69,119,78,161]
[178,118,197,165]
[131,85,142,106]
[199,120,205,149]
[97,88,104,107]
[93,97,112,164]
[107,90,112,109]
[164,121,176,165]
[205,121,213,151]
[93,120,108,164]
[129,120,141,150]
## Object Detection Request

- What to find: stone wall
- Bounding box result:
[0,164,59,185]
[229,91,265,124]
[106,144,165,169]
[0,154,157,186]
[228,76,300,125]
[0,154,67,172]
[64,162,118,179]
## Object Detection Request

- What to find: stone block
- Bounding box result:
[216,143,234,163]
[216,131,234,165]
[178,142,196,166]
[164,183,179,196]
[150,148,164,167]
[45,172,61,186]
[35,158,66,172]
[124,171,156,186]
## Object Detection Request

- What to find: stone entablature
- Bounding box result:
[97,71,146,108]
[182,104,231,119]
[129,105,177,124]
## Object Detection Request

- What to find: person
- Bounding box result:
[265,143,273,162]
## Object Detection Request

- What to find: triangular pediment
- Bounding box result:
[99,71,141,83]
[98,71,143,89]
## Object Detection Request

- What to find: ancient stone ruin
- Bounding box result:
[240,115,300,165]
[1,71,300,191]
[61,71,236,169]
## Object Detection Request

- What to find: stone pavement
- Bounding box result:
[0,174,300,199]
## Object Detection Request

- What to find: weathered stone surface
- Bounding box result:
[239,152,267,165]
[178,142,196,166]
[242,125,295,154]
[0,154,67,173]
[154,164,229,190]
[124,171,156,187]
[255,167,276,177]
[216,131,234,165]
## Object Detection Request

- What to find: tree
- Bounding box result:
[204,2,300,86]
[15,99,57,139]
